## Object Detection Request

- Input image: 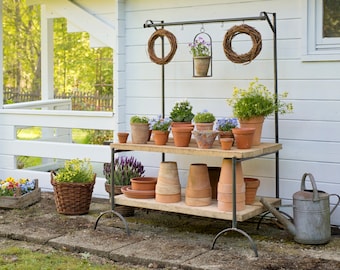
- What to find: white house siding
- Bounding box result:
[121,0,340,225]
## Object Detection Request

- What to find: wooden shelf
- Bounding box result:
[111,140,282,159]
[115,194,280,222]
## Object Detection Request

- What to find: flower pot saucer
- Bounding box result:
[121,186,155,199]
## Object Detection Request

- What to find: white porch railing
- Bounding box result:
[0,99,114,198]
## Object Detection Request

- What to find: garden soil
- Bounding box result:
[1,192,340,270]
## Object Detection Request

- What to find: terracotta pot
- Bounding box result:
[130,177,157,191]
[156,161,181,203]
[244,177,260,205]
[121,186,155,199]
[218,130,234,144]
[218,158,244,186]
[195,122,214,131]
[152,130,169,145]
[232,128,255,149]
[185,163,212,206]
[192,130,218,149]
[220,138,233,150]
[130,123,150,144]
[217,181,246,211]
[208,167,220,200]
[193,56,211,77]
[239,116,264,146]
[117,132,129,143]
[172,125,194,147]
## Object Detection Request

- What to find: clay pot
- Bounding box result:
[185,163,212,206]
[192,130,218,149]
[156,161,181,203]
[172,124,194,147]
[130,123,150,144]
[152,130,169,145]
[195,122,214,131]
[208,167,220,200]
[244,177,260,205]
[193,56,211,77]
[130,177,157,191]
[220,138,233,150]
[218,130,234,144]
[218,158,244,186]
[232,128,255,149]
[239,116,264,146]
[117,132,129,143]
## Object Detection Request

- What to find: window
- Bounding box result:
[304,0,340,61]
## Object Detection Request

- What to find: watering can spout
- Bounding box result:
[260,197,296,236]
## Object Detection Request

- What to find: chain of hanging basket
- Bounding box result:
[148,29,177,65]
[223,24,262,64]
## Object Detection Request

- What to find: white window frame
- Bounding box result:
[303,0,340,61]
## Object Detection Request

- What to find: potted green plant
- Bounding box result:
[103,156,144,216]
[170,100,195,147]
[130,115,150,144]
[227,78,293,145]
[193,110,216,131]
[150,116,172,145]
[51,158,96,215]
[189,36,211,77]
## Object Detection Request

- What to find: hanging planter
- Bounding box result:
[189,31,212,77]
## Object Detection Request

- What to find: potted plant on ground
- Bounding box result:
[51,158,96,215]
[130,115,150,144]
[169,100,195,147]
[193,110,216,131]
[227,78,293,145]
[189,36,211,77]
[150,116,172,145]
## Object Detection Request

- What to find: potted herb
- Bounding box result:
[227,78,293,145]
[215,117,238,142]
[170,100,195,147]
[103,156,145,190]
[193,110,216,131]
[189,36,211,77]
[169,100,195,123]
[150,116,172,145]
[103,156,144,216]
[130,115,150,144]
[51,158,96,215]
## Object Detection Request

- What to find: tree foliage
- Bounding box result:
[3,0,113,101]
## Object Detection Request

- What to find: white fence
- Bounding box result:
[0,99,114,198]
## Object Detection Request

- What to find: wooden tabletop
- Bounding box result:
[111,140,282,159]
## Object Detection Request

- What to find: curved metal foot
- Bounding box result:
[257,210,293,230]
[94,210,130,236]
[211,227,258,257]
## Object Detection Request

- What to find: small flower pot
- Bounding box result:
[130,177,157,191]
[117,132,129,143]
[220,138,233,150]
[192,130,218,149]
[152,130,169,145]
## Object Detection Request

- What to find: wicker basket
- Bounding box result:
[51,172,96,215]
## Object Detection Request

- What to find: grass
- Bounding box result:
[0,246,137,269]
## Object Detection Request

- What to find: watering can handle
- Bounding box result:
[329,194,340,216]
[300,173,319,201]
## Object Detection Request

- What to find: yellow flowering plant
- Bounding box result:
[54,158,95,183]
[227,78,293,120]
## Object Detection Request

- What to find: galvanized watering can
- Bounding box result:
[261,173,340,244]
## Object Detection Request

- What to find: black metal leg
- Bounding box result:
[94,147,130,235]
[211,227,258,257]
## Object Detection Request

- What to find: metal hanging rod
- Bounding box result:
[144,12,269,28]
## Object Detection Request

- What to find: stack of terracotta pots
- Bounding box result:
[185,163,212,206]
[155,161,181,203]
[217,158,245,211]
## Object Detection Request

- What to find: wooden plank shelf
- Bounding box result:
[111,140,282,159]
[115,194,280,222]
